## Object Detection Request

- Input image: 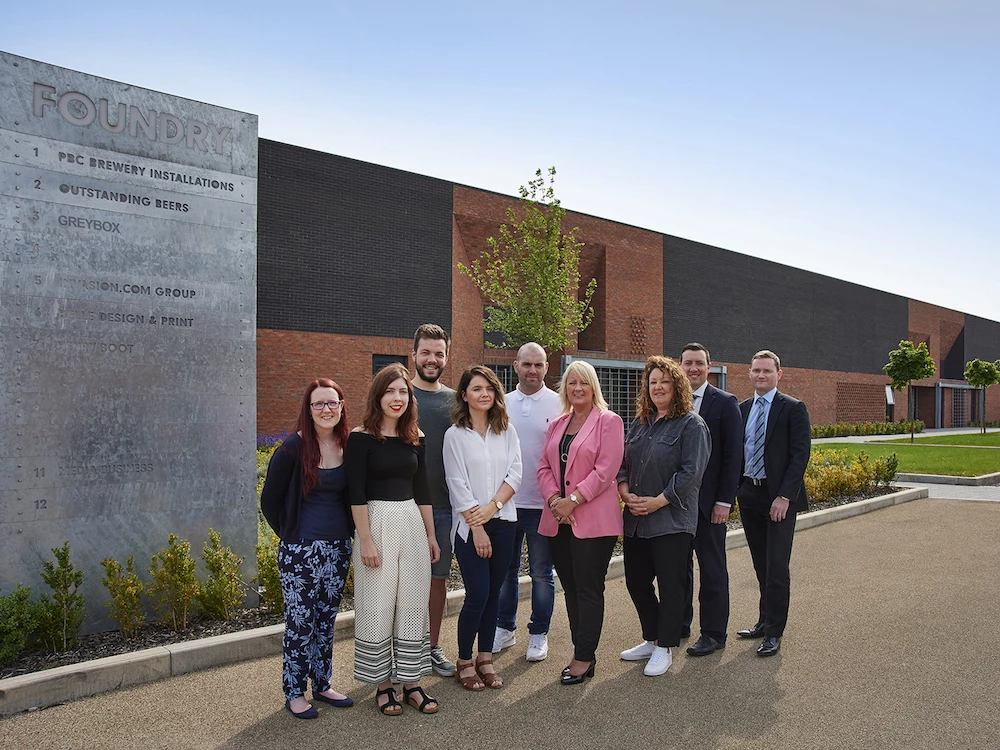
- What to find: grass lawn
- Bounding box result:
[814,442,1000,477]
[877,431,1000,447]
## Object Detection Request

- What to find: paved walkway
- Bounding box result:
[812,427,992,445]
[3,497,1000,750]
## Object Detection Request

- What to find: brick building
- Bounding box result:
[256,140,1000,435]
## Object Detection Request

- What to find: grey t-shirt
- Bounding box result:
[413,385,455,510]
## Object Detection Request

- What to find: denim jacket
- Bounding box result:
[617,411,711,538]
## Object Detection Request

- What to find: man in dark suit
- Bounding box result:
[679,343,744,657]
[737,350,810,657]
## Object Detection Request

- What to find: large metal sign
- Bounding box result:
[0,52,258,630]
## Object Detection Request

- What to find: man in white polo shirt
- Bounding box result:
[493,342,562,662]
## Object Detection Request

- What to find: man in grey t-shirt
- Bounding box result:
[410,323,457,677]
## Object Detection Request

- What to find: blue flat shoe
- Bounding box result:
[285,699,319,719]
[313,690,354,708]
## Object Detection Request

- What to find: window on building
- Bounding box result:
[372,354,408,376]
[487,364,518,393]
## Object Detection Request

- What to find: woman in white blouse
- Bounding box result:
[443,365,522,691]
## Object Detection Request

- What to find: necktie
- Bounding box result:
[692,393,700,413]
[747,398,766,478]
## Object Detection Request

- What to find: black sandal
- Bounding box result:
[403,685,439,714]
[376,686,402,716]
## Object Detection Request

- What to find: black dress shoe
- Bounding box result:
[285,699,319,719]
[737,623,766,639]
[680,626,691,639]
[756,636,780,656]
[686,635,726,656]
[560,659,596,685]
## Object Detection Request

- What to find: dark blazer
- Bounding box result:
[696,384,744,517]
[739,391,811,513]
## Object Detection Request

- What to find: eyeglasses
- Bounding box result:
[310,400,342,411]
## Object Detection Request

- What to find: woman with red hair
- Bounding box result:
[260,378,355,719]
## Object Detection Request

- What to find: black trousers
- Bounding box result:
[682,510,730,641]
[738,481,796,638]
[624,532,693,648]
[547,526,616,663]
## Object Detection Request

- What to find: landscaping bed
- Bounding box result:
[819,442,1000,477]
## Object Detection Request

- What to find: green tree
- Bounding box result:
[36,542,86,651]
[458,167,597,353]
[101,555,146,639]
[964,358,1000,433]
[148,534,200,632]
[198,528,245,621]
[884,340,936,442]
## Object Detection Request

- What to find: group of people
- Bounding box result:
[260,324,811,718]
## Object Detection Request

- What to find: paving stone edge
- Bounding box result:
[0,486,927,717]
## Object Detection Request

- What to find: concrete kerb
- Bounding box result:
[896,471,1000,486]
[0,485,927,717]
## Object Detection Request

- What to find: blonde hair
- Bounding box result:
[752,350,781,370]
[558,360,609,414]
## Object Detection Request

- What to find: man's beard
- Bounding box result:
[417,363,443,383]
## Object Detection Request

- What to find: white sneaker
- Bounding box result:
[644,646,673,676]
[620,640,656,661]
[492,627,516,653]
[526,634,548,662]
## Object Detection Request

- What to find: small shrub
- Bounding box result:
[101,555,145,639]
[873,453,899,487]
[0,584,40,666]
[148,534,200,632]
[254,518,282,612]
[198,528,245,621]
[811,420,924,439]
[36,542,86,652]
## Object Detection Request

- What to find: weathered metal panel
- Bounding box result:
[0,51,258,631]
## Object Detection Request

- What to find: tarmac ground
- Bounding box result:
[2,496,999,750]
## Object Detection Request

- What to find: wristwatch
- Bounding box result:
[569,493,580,506]
[494,499,503,511]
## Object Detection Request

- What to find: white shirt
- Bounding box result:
[443,424,522,542]
[691,381,709,414]
[507,385,563,510]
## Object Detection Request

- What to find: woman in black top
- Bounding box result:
[347,363,441,716]
[260,378,354,719]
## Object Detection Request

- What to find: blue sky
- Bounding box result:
[4,1,998,320]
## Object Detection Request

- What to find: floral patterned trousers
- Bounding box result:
[278,539,352,700]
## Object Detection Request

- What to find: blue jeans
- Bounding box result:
[496,508,555,636]
[454,518,517,660]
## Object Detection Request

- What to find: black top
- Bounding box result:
[260,433,354,542]
[559,431,577,493]
[298,465,352,541]
[345,432,432,506]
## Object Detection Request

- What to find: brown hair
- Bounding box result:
[681,342,711,364]
[635,355,693,425]
[360,363,420,446]
[752,349,781,370]
[413,323,450,354]
[451,365,509,434]
[294,378,349,499]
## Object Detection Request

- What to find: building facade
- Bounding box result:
[256,139,1000,435]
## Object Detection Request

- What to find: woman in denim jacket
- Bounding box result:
[617,356,710,676]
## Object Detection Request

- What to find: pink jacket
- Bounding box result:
[537,408,625,539]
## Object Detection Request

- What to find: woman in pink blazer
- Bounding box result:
[537,360,625,685]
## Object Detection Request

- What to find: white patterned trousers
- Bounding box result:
[353,499,432,684]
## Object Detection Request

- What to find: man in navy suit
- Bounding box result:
[736,350,811,657]
[678,344,744,656]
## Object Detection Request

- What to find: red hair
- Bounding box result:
[294,378,349,499]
